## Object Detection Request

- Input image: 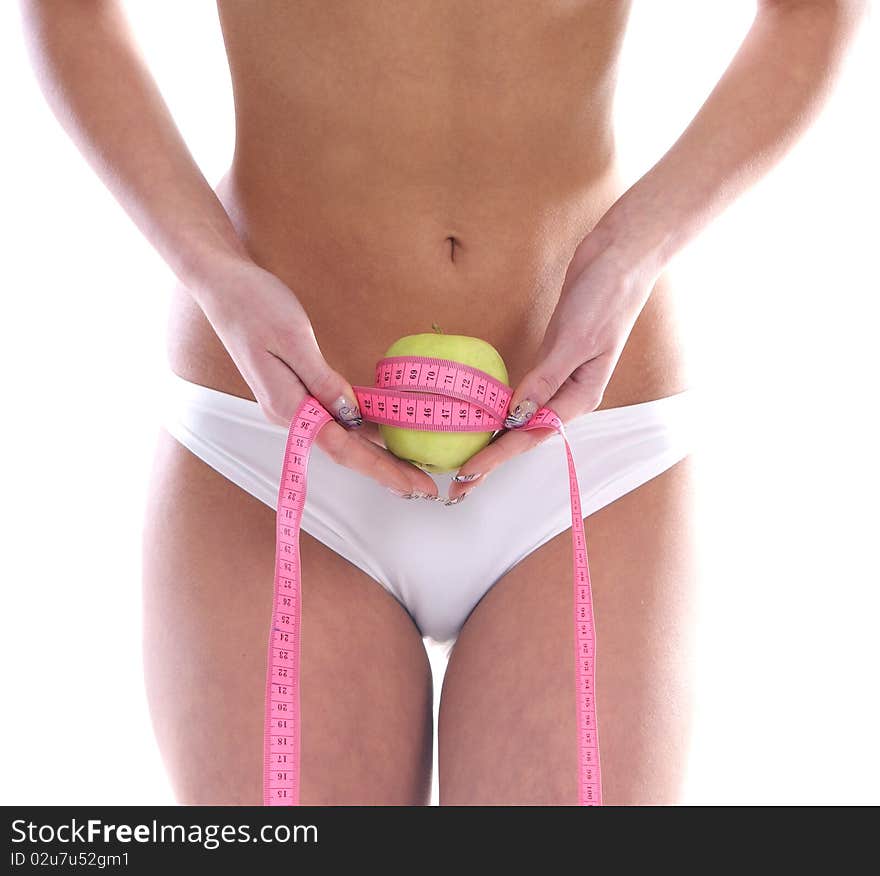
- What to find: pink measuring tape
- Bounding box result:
[263,355,602,805]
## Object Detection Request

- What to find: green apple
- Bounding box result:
[379,323,509,473]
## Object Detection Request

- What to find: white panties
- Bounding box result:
[162,370,697,648]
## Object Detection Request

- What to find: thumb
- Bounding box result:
[294,353,364,430]
[504,350,573,429]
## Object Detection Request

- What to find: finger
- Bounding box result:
[256,351,312,426]
[315,423,441,498]
[503,346,581,429]
[275,339,364,431]
[448,357,614,501]
[263,348,381,441]
[354,418,386,448]
[545,354,615,420]
[445,425,557,500]
[258,354,439,498]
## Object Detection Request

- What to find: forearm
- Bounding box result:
[20,0,248,294]
[597,0,866,275]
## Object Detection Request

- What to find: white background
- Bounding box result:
[1,1,877,805]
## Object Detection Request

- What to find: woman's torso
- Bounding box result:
[168,0,689,408]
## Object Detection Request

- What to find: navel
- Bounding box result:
[446,235,461,263]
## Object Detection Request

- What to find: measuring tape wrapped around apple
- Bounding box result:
[264,325,602,805]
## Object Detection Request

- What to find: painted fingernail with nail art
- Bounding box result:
[452,472,483,483]
[386,486,417,498]
[444,493,468,506]
[504,399,538,429]
[386,487,440,501]
[331,395,363,429]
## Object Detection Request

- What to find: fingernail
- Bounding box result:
[452,472,483,483]
[444,493,468,506]
[332,395,363,429]
[504,399,538,429]
[386,487,441,501]
[386,487,418,499]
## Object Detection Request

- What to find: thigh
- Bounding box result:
[437,457,698,805]
[142,429,434,805]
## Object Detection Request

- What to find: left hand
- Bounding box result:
[446,228,656,502]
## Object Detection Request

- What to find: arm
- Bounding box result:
[21,0,440,499]
[597,0,868,278]
[451,0,866,492]
[19,0,246,292]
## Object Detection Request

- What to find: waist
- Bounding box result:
[167,163,690,409]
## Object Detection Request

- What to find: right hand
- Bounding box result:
[192,256,440,499]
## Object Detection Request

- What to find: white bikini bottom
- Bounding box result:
[162,370,697,649]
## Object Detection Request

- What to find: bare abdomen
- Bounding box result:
[170,0,686,407]
[168,162,687,412]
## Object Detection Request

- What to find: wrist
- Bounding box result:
[176,241,255,306]
[588,188,678,283]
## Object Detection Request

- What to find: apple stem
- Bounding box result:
[431,321,444,334]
